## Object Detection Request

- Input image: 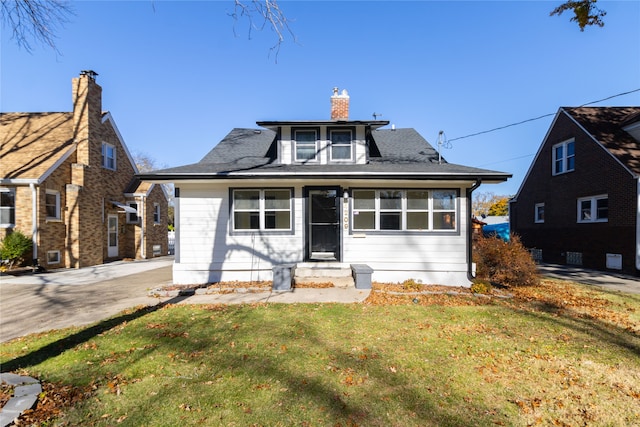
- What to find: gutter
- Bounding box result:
[467,179,482,281]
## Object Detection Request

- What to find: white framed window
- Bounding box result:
[102,142,116,170]
[534,203,545,223]
[232,189,292,231]
[577,195,608,223]
[127,202,139,223]
[329,129,353,161]
[45,190,61,220]
[153,203,161,224]
[294,129,318,162]
[0,188,16,227]
[47,250,61,264]
[552,139,575,175]
[352,189,457,232]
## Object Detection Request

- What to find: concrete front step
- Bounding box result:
[293,263,354,288]
[294,276,355,289]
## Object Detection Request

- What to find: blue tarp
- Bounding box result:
[482,223,510,242]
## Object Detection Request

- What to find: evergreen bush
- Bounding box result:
[0,230,33,269]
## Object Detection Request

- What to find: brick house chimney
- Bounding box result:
[330,87,349,120]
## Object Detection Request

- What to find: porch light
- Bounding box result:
[343,190,349,202]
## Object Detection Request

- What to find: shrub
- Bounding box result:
[0,230,33,269]
[474,234,539,288]
[470,279,492,294]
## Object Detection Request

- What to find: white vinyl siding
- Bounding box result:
[174,184,302,284]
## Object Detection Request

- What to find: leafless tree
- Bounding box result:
[230,0,296,59]
[1,0,74,53]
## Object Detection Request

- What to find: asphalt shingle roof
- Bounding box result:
[144,126,510,182]
[0,112,75,181]
[563,106,640,175]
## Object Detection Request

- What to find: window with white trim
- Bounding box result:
[127,202,139,223]
[352,189,457,232]
[47,250,61,264]
[233,189,292,231]
[0,188,15,227]
[153,203,160,224]
[329,129,353,161]
[45,190,61,220]
[102,142,116,170]
[577,195,608,223]
[294,129,318,162]
[552,139,575,175]
[534,203,545,223]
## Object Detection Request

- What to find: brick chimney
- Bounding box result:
[330,87,349,120]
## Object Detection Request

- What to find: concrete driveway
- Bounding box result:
[0,257,174,342]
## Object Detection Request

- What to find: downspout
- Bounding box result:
[30,183,38,269]
[636,177,640,270]
[467,179,482,281]
[140,196,146,259]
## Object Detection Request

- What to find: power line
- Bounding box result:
[447,88,640,143]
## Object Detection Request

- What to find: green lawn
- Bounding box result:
[1,279,639,426]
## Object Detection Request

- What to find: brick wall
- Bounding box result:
[511,111,638,275]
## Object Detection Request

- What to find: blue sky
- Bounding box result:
[2,0,639,196]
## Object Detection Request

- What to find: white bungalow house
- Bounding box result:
[140,89,510,287]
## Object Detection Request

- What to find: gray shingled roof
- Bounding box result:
[140,126,510,182]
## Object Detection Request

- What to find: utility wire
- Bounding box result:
[447,88,640,143]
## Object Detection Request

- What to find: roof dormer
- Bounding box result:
[257,88,388,166]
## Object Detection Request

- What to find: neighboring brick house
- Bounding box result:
[0,71,168,269]
[510,106,640,276]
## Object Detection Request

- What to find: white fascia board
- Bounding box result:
[102,112,139,174]
[0,178,39,185]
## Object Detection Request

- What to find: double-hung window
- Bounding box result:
[352,189,457,232]
[330,129,353,161]
[102,142,116,170]
[45,190,61,220]
[0,188,15,227]
[577,195,608,223]
[552,139,575,175]
[233,189,292,231]
[153,203,161,224]
[294,129,318,162]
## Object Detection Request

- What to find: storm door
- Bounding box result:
[107,215,118,258]
[307,188,340,261]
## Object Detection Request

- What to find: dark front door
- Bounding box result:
[308,188,339,261]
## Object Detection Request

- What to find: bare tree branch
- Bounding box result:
[1,0,74,53]
[230,0,296,61]
[550,0,606,31]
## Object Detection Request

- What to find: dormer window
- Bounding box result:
[294,129,318,162]
[330,129,353,161]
